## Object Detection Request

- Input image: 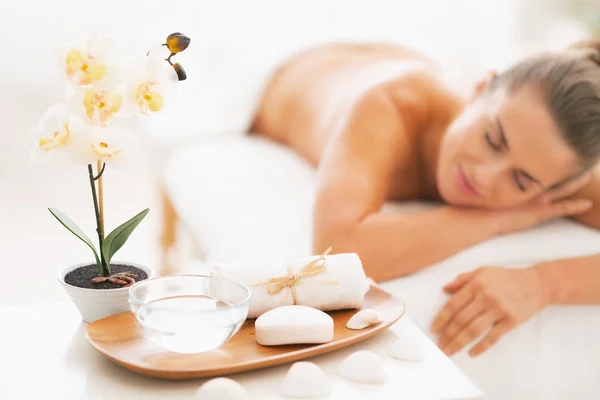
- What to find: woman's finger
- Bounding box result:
[431,285,474,334]
[468,320,512,357]
[441,310,500,356]
[438,295,486,349]
[541,171,592,203]
[443,271,475,294]
[544,198,593,221]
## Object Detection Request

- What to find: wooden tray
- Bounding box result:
[85,285,405,380]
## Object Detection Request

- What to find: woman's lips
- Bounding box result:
[457,166,479,197]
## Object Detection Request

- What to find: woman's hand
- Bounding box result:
[431,266,549,357]
[494,171,593,236]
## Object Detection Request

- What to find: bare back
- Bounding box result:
[252,43,467,263]
[252,43,462,201]
[253,44,428,161]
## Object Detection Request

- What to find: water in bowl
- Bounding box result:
[137,295,244,354]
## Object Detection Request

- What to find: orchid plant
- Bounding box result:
[36,32,190,287]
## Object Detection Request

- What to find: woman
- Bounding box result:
[251,40,600,357]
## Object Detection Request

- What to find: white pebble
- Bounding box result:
[278,361,332,398]
[338,350,387,384]
[388,335,425,362]
[194,377,249,400]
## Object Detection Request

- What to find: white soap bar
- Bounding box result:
[255,305,334,346]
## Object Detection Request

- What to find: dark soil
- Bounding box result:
[64,264,149,290]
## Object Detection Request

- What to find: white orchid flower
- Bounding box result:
[126,44,178,116]
[32,103,84,161]
[68,85,125,127]
[56,32,121,89]
[71,125,143,167]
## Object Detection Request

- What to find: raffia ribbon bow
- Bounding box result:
[252,247,339,304]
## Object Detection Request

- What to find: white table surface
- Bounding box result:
[0,302,483,400]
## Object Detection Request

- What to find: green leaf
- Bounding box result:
[102,208,150,264]
[48,208,101,269]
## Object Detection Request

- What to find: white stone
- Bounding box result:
[255,305,334,346]
[278,361,332,398]
[338,350,387,384]
[346,309,382,330]
[388,335,425,362]
[194,377,249,400]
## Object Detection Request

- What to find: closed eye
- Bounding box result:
[514,171,533,192]
[485,132,501,152]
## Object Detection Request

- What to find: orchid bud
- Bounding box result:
[165,32,190,54]
[171,63,187,81]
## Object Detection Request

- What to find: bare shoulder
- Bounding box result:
[313,70,443,234]
[324,68,442,172]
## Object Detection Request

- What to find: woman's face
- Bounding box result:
[436,84,581,210]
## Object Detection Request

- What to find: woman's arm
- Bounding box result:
[552,166,600,301]
[313,87,592,281]
[536,253,600,304]
[430,254,600,358]
[429,172,600,357]
[313,88,495,281]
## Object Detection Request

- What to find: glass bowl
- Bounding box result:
[128,275,251,354]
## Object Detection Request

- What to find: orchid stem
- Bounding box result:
[97,160,105,242]
[93,163,106,180]
[88,163,109,277]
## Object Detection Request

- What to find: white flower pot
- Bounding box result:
[57,261,155,323]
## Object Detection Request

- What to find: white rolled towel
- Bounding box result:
[211,250,371,319]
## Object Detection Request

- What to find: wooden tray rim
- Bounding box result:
[85,285,406,380]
